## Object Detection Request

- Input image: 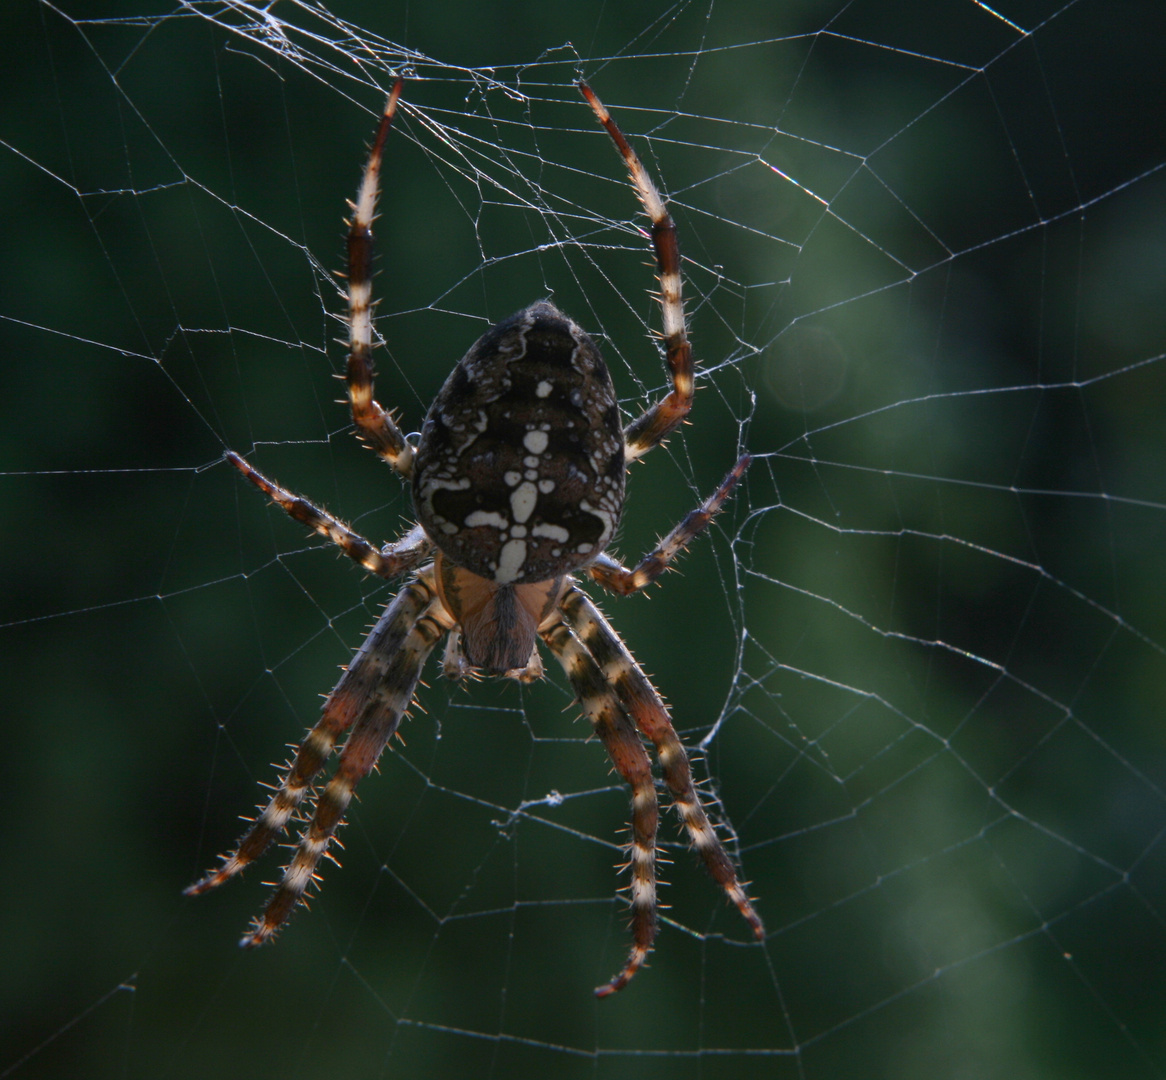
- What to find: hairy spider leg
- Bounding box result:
[185,577,442,920]
[578,81,693,462]
[243,584,449,945]
[346,77,415,478]
[559,587,765,943]
[588,454,751,596]
[225,451,433,579]
[541,616,661,997]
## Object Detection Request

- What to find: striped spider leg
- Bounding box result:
[185,568,450,944]
[185,79,432,934]
[543,457,762,997]
[184,453,442,942]
[185,78,762,995]
[345,78,414,479]
[577,80,693,463]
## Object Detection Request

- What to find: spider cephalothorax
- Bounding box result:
[186,78,764,997]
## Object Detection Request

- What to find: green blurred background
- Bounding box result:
[3,1,1165,1077]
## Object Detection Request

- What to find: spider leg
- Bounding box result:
[189,576,441,900]
[579,82,693,462]
[511,644,545,683]
[226,451,433,579]
[186,576,440,899]
[559,586,765,943]
[588,454,750,596]
[441,629,473,682]
[244,576,450,945]
[541,613,660,997]
[346,78,415,478]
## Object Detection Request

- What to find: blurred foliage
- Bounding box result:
[2,1,1165,1078]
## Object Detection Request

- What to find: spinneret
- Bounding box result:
[187,78,762,997]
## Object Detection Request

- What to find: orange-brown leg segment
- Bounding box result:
[579,81,693,461]
[186,576,445,944]
[346,78,414,477]
[242,585,448,945]
[541,616,660,997]
[588,454,750,596]
[226,451,433,579]
[559,587,765,943]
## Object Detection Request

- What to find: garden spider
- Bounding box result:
[186,78,764,996]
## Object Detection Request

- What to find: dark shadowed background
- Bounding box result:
[3,1,1165,1077]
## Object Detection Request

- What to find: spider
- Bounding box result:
[186,78,764,996]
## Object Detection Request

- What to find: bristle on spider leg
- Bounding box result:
[183,714,347,897]
[539,617,661,996]
[236,591,445,945]
[344,78,414,477]
[577,79,695,461]
[188,579,440,937]
[239,775,358,947]
[586,455,751,597]
[559,588,766,943]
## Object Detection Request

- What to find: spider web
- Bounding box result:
[3,1,1165,1077]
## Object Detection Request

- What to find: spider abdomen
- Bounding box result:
[413,301,625,585]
